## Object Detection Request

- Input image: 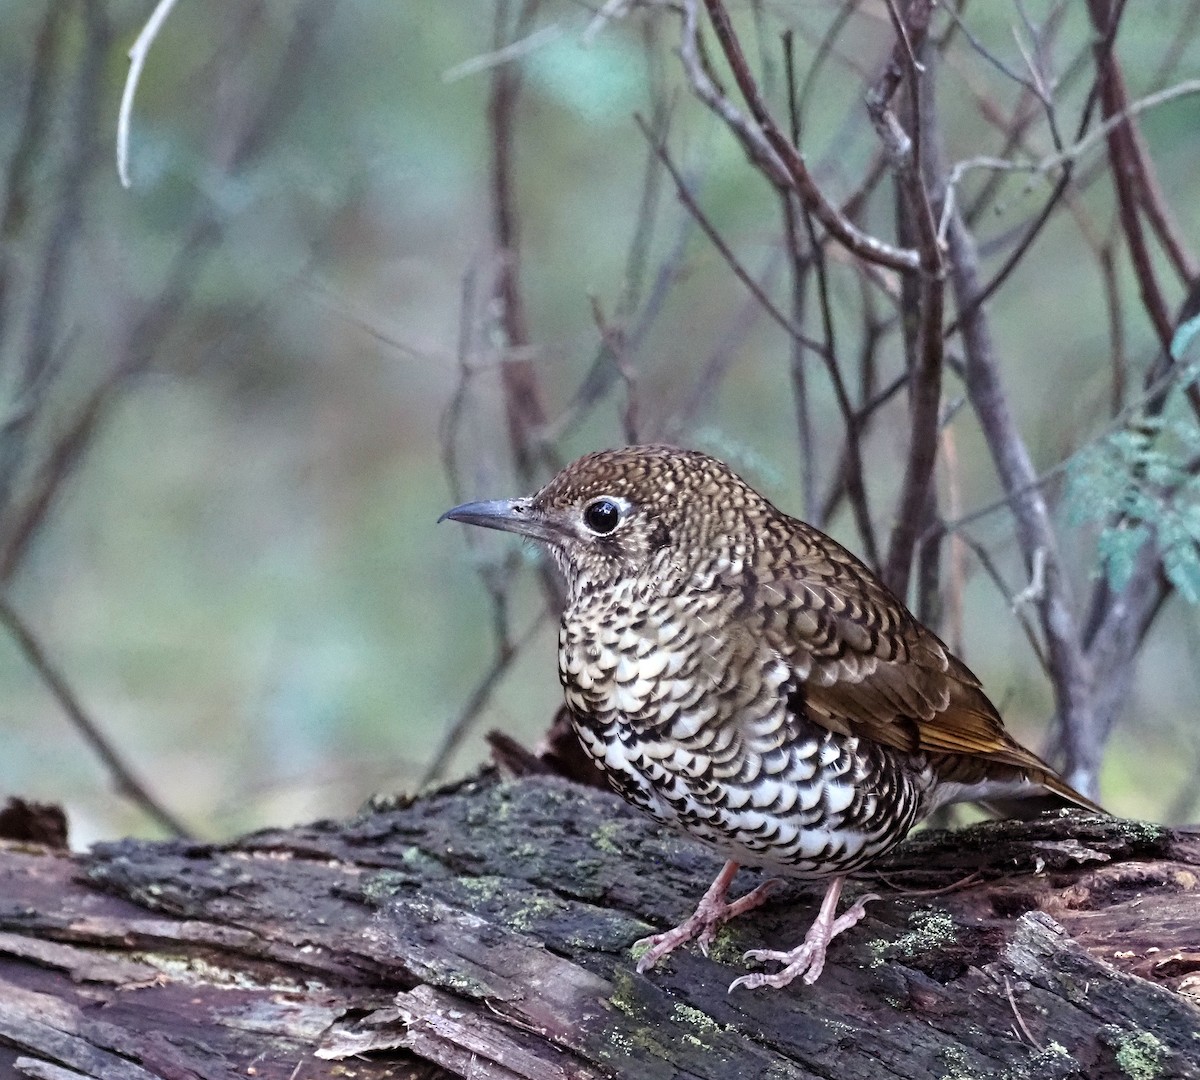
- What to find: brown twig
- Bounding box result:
[1005,974,1044,1049]
[954,531,1049,675]
[780,32,815,520]
[939,425,966,658]
[561,59,672,432]
[816,296,890,535]
[792,0,863,141]
[701,0,920,273]
[798,201,880,569]
[0,2,326,582]
[1084,1,1181,371]
[0,595,193,838]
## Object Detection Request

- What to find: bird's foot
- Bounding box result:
[728,883,879,992]
[634,861,782,973]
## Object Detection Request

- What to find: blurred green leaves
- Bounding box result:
[525,33,644,124]
[1067,334,1200,602]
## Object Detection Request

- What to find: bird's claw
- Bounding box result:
[729,943,823,992]
[633,930,679,974]
[633,910,726,972]
[631,862,782,973]
[727,888,881,992]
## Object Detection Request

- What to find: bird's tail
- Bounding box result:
[1022,770,1107,816]
[930,768,1106,818]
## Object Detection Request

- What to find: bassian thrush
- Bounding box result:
[440,445,1102,992]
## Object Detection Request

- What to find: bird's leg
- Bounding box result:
[634,860,782,973]
[728,876,879,992]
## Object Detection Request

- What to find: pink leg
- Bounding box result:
[634,861,782,973]
[728,876,879,992]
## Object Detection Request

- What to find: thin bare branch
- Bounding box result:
[781,33,817,522]
[954,532,1049,675]
[666,261,778,438]
[421,611,550,788]
[116,0,181,188]
[793,0,863,139]
[1086,1,1183,377]
[938,425,966,657]
[0,595,193,838]
[701,0,921,272]
[442,23,563,82]
[0,1,108,516]
[589,297,641,444]
[944,196,1096,794]
[1,2,327,580]
[0,3,66,356]
[635,114,832,359]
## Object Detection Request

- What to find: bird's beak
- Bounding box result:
[438,497,564,544]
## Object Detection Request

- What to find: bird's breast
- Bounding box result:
[559,585,719,725]
[557,586,937,876]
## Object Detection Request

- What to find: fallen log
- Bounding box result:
[0,774,1197,1079]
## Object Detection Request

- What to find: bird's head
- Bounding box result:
[439,445,771,595]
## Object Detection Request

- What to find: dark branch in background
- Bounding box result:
[955,530,1048,675]
[871,0,946,600]
[780,33,816,522]
[817,289,889,534]
[440,267,483,512]
[488,0,551,489]
[560,55,672,437]
[0,2,326,578]
[941,5,1090,337]
[936,425,966,655]
[634,115,831,360]
[0,595,192,839]
[590,297,641,443]
[796,196,881,570]
[792,0,862,140]
[0,0,107,519]
[1085,0,1195,410]
[1087,0,1199,420]
[0,2,67,354]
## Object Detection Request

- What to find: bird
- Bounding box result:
[439,445,1103,992]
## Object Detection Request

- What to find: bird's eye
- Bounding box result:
[583,497,621,535]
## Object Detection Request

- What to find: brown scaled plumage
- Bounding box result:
[440,445,1103,992]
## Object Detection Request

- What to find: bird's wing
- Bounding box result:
[743,522,1100,811]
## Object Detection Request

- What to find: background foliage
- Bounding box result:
[1,0,1198,843]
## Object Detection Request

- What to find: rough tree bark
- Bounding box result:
[0,774,1197,1079]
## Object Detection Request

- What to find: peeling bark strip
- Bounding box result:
[0,775,1196,1079]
